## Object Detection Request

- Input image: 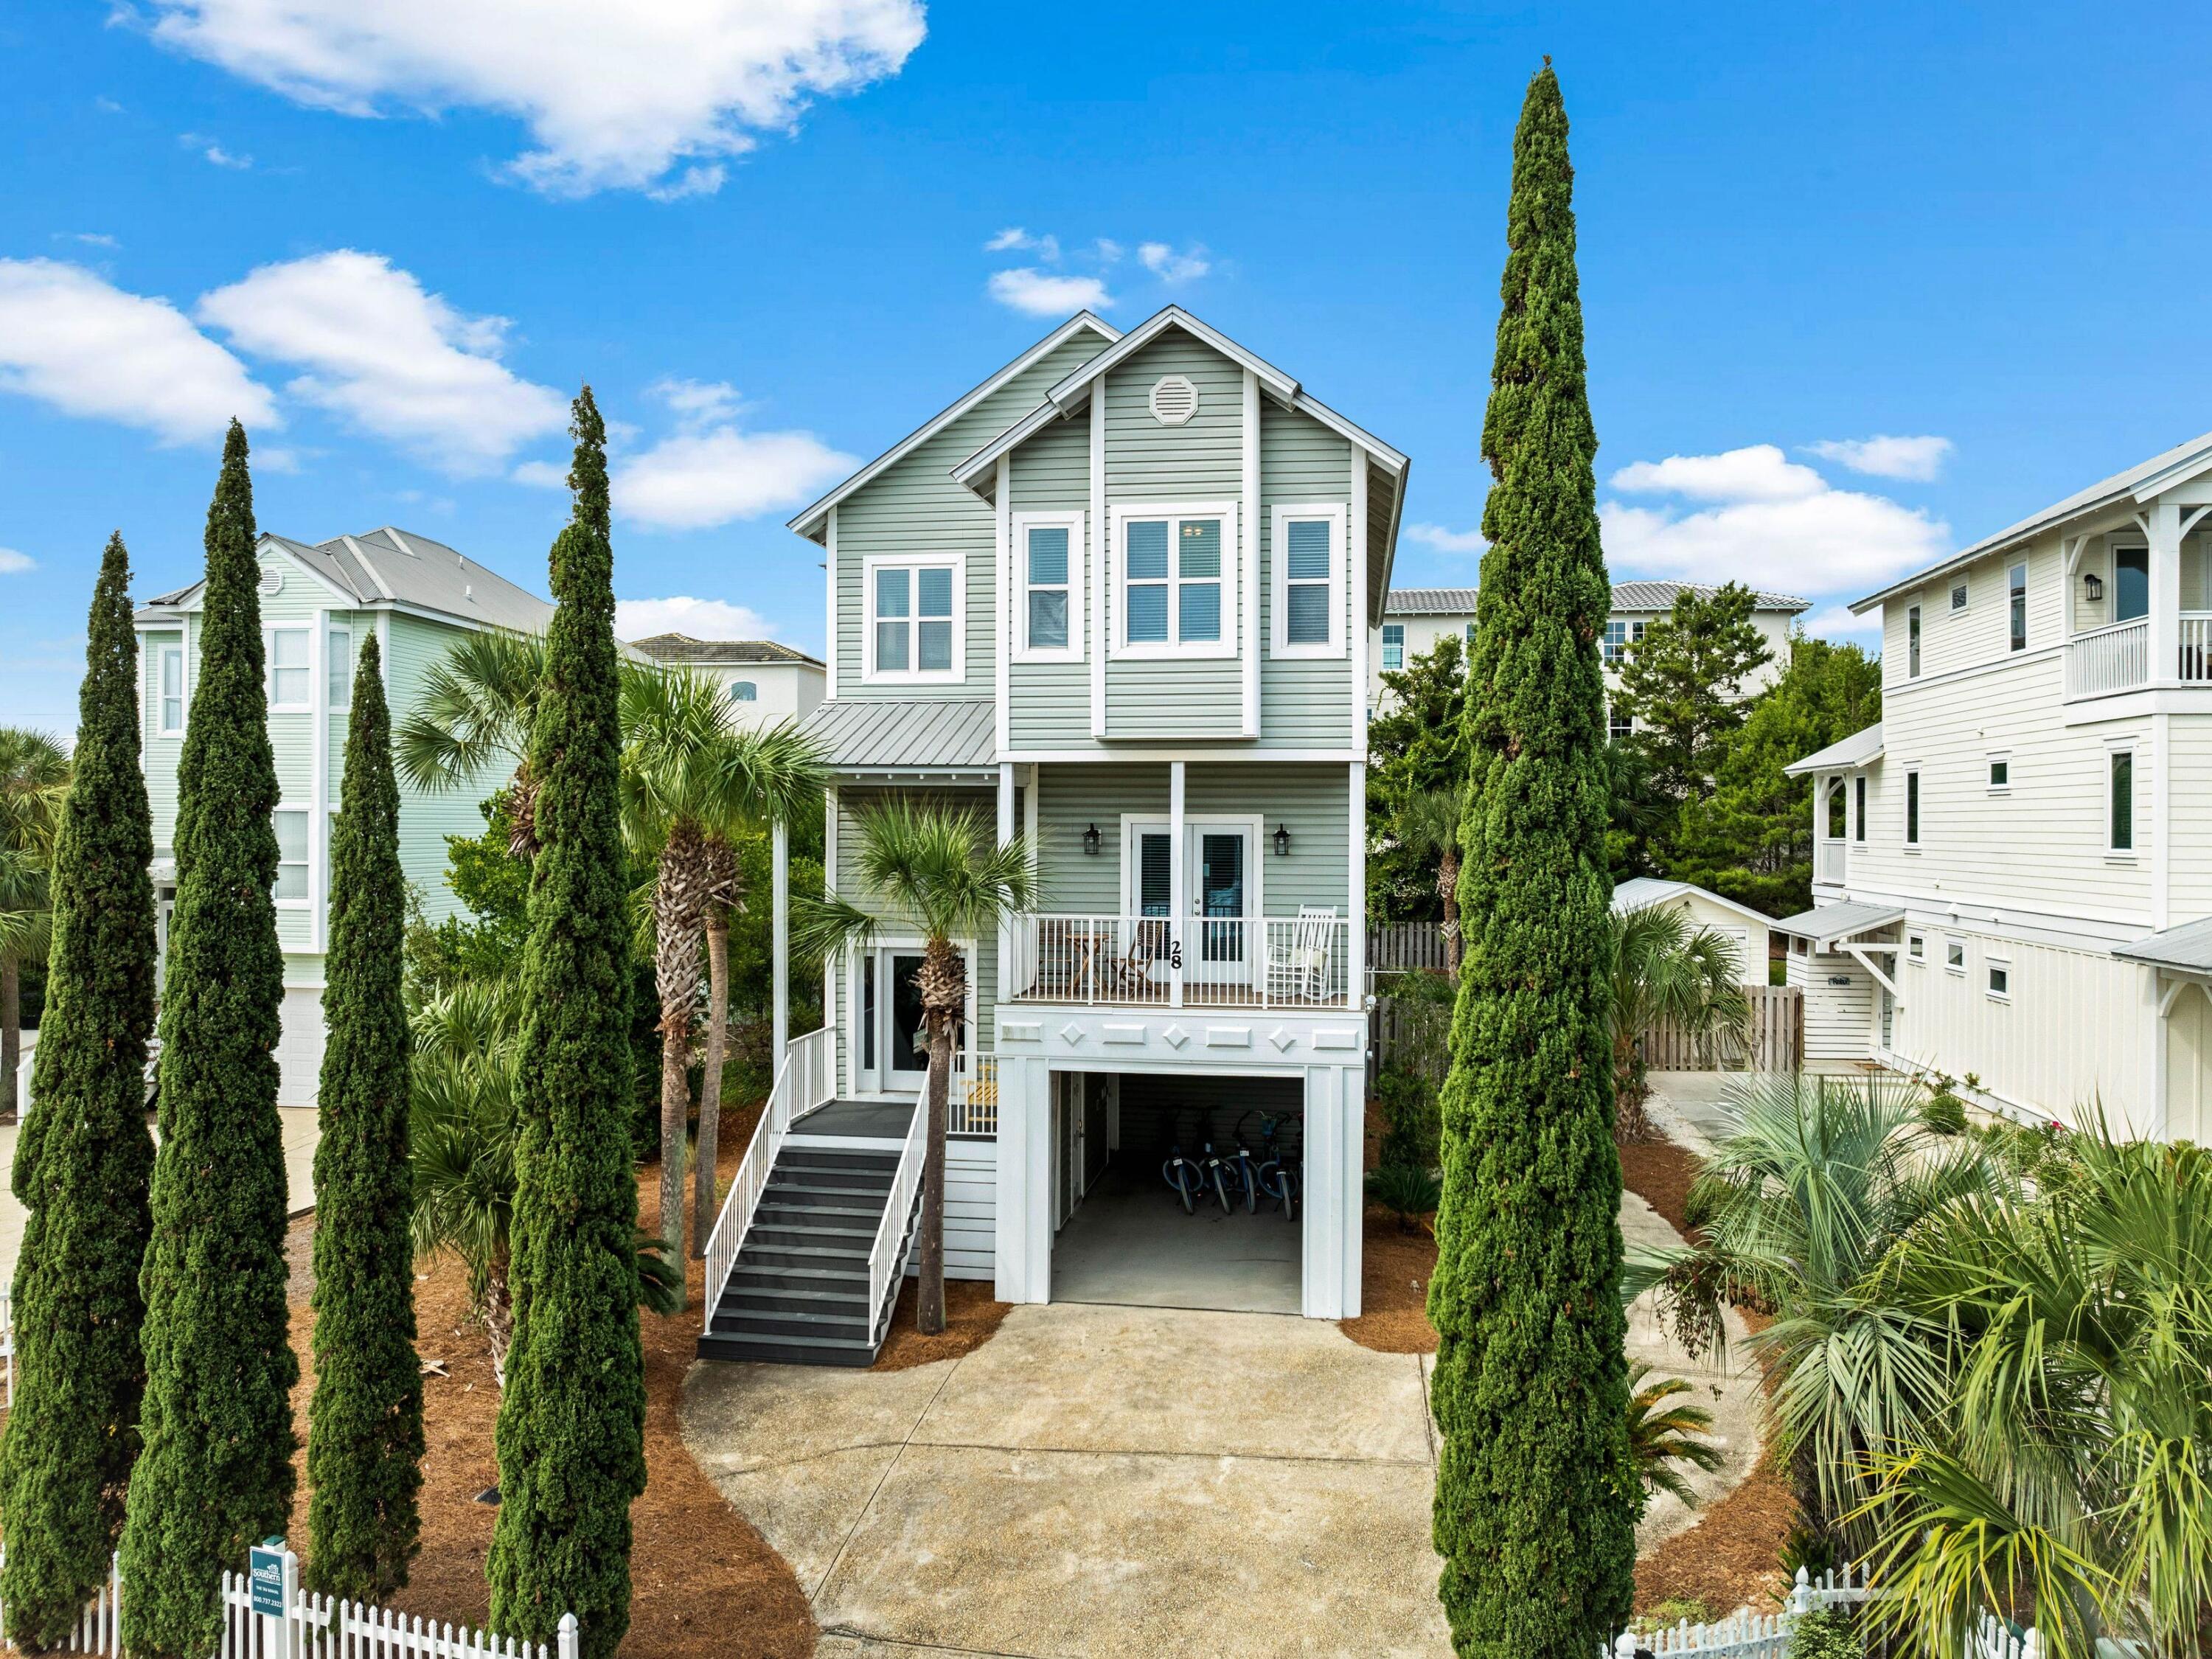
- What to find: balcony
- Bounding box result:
[2065,613,2212,700]
[1004,912,1355,1009]
[1815,841,1847,885]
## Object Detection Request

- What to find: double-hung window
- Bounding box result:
[266,627,310,709]
[1603,619,1628,664]
[2008,561,2028,651]
[1013,512,1084,661]
[1609,704,1631,741]
[1113,505,1236,657]
[1271,504,1346,657]
[159,646,185,735]
[327,625,352,712]
[864,557,963,682]
[1380,625,1404,672]
[273,808,310,904]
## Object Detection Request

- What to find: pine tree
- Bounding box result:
[1612,581,1775,807]
[487,389,647,1658]
[0,535,158,1649]
[1427,65,1641,1656]
[305,632,423,1601]
[1366,632,1470,924]
[120,424,298,1659]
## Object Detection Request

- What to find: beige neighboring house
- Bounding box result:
[627,635,826,727]
[1613,876,1776,987]
[1371,581,1809,731]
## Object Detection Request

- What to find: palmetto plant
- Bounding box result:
[1608,904,1751,1141]
[1857,1123,2212,1658]
[619,668,823,1297]
[1623,1073,1997,1546]
[1397,787,1464,973]
[0,727,69,1110]
[796,800,1033,1336]
[1627,1363,1726,1509]
[394,630,552,860]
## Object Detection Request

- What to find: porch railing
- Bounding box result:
[2181,611,2212,681]
[866,1089,930,1346]
[1815,841,1846,884]
[1005,913,1354,1009]
[2067,616,2151,697]
[950,1054,998,1136]
[703,1024,834,1324]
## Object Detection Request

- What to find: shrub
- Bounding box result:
[1921,1072,1967,1135]
[1366,1164,1441,1231]
[1640,1596,1713,1631]
[1374,1065,1440,1171]
[1787,1608,1858,1659]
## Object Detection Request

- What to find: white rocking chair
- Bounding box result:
[1267,905,1340,1002]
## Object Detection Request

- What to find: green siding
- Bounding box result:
[380,611,510,926]
[1258,403,1356,748]
[141,629,184,850]
[834,332,1110,702]
[1007,416,1095,749]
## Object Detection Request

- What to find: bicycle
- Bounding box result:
[1223,1142,1261,1214]
[1197,1142,1238,1214]
[1161,1144,1203,1214]
[1245,1110,1301,1222]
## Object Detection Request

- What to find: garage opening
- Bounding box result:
[1048,1071,1304,1315]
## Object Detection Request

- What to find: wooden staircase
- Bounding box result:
[698,1135,919,1367]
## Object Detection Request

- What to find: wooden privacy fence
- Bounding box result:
[1638,984,1802,1074]
[1366,922,1451,978]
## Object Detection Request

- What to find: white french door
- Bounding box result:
[1124,821,1256,987]
[855,945,967,1097]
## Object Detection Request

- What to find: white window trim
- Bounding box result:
[265,625,313,712]
[158,644,186,736]
[1903,767,1922,849]
[327,624,352,713]
[2008,560,2028,652]
[1269,502,1348,659]
[1380,624,1405,672]
[1944,937,1966,975]
[1012,509,1086,664]
[272,803,313,911]
[2106,740,2138,858]
[1108,501,1239,661]
[1907,932,1925,964]
[1986,751,2011,794]
[860,553,967,685]
[1116,813,1267,918]
[1907,603,1923,679]
[1986,957,2012,1002]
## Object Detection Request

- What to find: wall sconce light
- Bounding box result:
[1273,824,1292,857]
[2084,572,2105,603]
[1082,822,1102,856]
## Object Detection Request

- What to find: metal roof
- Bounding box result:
[1852,428,2212,613]
[1785,721,1885,776]
[1384,581,1809,617]
[628,634,823,667]
[1611,877,1778,931]
[2115,917,2212,975]
[798,698,997,775]
[1770,901,1906,945]
[136,526,552,634]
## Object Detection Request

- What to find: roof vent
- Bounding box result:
[1148,375,1199,426]
[257,569,282,596]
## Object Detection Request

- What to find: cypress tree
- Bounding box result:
[120,423,298,1659]
[0,534,158,1649]
[305,631,423,1600]
[1427,64,1640,1657]
[487,389,647,1658]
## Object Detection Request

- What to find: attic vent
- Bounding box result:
[258,569,283,596]
[1148,375,1199,426]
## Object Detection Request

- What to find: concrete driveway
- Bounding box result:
[684,1300,1454,1658]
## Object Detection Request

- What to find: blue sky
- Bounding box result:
[5,1,2212,735]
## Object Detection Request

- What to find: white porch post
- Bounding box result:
[998,761,1016,1031]
[2149,501,2183,686]
[1300,1063,1352,1318]
[771,817,790,1066]
[993,1054,1051,1303]
[1349,760,1366,1009]
[1169,761,1186,1008]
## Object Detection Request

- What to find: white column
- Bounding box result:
[771,816,790,1066]
[1301,1063,1344,1318]
[1339,1062,1364,1317]
[997,761,1016,1033]
[1349,760,1366,1012]
[824,507,839,692]
[1169,760,1186,1009]
[1241,366,1261,737]
[1090,392,1107,738]
[995,456,1012,757]
[2149,501,2183,686]
[992,1055,1052,1303]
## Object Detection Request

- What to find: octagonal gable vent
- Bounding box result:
[257,568,283,596]
[1148,374,1199,426]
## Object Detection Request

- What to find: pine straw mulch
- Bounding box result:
[280,1096,817,1659]
[1338,1125,1799,1617]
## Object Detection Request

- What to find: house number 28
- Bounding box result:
[1168,942,1184,970]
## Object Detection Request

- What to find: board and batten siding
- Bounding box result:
[1786,947,1874,1062]
[833,332,1110,703]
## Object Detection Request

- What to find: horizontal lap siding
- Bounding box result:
[942,1141,997,1280]
[383,614,503,927]
[2169,721,2212,917]
[141,630,184,850]
[836,334,1107,703]
[1259,405,1354,748]
[1034,765,1169,912]
[1009,417,1094,748]
[837,785,999,1052]
[1887,538,2064,684]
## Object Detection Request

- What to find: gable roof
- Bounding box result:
[1385,581,1809,617]
[786,313,1122,543]
[1611,876,1778,934]
[1852,428,2212,613]
[628,634,823,667]
[136,526,552,633]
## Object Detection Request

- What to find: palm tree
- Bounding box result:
[1626,1363,1726,1509]
[619,667,823,1292]
[1858,1121,2212,1659]
[1608,904,1751,1141]
[1397,787,1464,973]
[796,800,1034,1336]
[0,728,69,1110]
[393,630,552,860]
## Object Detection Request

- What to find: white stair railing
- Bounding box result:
[866,1089,931,1346]
[948,1054,998,1136]
[703,1024,834,1324]
[1608,1563,1872,1659]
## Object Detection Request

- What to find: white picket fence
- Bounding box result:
[1610,1564,1870,1659]
[0,1546,577,1658]
[1972,1616,2043,1659]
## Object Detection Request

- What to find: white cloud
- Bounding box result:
[985,227,1060,261]
[181,132,254,168]
[65,232,120,249]
[0,548,34,574]
[1804,434,1954,482]
[987,268,1112,317]
[1601,442,1949,593]
[511,459,568,490]
[613,424,855,531]
[0,258,276,443]
[1801,605,1880,638]
[141,0,926,197]
[644,163,726,203]
[647,375,742,424]
[1405,522,1486,554]
[197,250,566,473]
[1093,237,1124,264]
[616,595,774,641]
[1138,240,1210,284]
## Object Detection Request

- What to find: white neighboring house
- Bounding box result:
[627,634,825,726]
[1782,428,2212,1136]
[1371,582,1808,729]
[1613,876,1776,987]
